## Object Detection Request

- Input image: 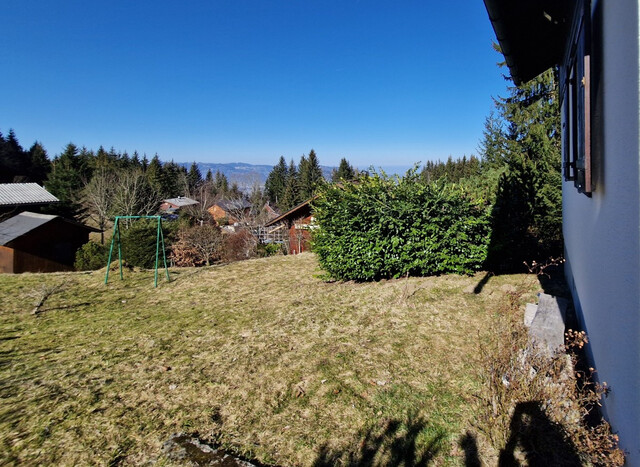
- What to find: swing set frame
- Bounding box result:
[104,215,170,287]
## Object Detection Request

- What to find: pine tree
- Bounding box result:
[131,151,142,169]
[332,157,355,182]
[298,149,324,199]
[187,162,202,193]
[214,170,229,195]
[482,67,563,270]
[163,161,186,197]
[0,129,28,182]
[45,143,91,218]
[28,142,51,185]
[146,154,164,193]
[280,159,300,211]
[265,156,288,205]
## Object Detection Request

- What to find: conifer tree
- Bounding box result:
[131,151,142,169]
[145,154,164,193]
[332,157,355,182]
[0,129,28,182]
[265,156,288,205]
[214,170,229,195]
[187,162,202,193]
[163,161,186,197]
[45,143,91,218]
[298,149,324,199]
[482,66,562,270]
[280,159,300,211]
[28,142,51,185]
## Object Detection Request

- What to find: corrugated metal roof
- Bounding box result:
[163,197,199,207]
[0,183,59,206]
[0,212,58,245]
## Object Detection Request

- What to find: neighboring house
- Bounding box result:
[264,198,315,254]
[261,201,280,222]
[484,0,640,461]
[159,197,199,214]
[0,211,99,273]
[0,183,59,217]
[208,199,252,225]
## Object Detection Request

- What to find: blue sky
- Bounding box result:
[2,1,507,167]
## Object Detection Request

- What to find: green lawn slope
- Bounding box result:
[0,253,539,465]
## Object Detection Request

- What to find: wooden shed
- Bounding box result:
[0,212,99,273]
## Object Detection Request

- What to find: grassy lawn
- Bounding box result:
[0,253,539,465]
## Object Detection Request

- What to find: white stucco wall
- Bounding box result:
[563,1,640,462]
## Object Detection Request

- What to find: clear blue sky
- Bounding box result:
[2,1,508,168]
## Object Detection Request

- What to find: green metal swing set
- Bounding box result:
[104,215,171,287]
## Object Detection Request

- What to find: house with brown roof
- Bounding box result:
[264,198,316,254]
[208,198,252,225]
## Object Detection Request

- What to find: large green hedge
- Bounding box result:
[312,171,491,280]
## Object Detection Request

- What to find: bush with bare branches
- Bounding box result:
[170,224,223,267]
[222,229,257,262]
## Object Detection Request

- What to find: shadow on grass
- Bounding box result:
[458,431,481,466]
[474,258,569,298]
[312,414,445,467]
[473,272,493,294]
[498,401,582,467]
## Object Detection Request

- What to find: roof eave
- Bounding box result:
[483,0,573,85]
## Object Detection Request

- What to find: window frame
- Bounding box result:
[560,0,592,195]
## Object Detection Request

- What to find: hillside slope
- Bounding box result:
[0,254,539,465]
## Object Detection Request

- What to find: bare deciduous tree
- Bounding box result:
[82,168,115,243]
[182,181,217,224]
[112,168,161,224]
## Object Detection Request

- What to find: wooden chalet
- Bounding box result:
[264,198,316,254]
[208,198,252,225]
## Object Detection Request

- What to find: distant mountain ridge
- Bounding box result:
[177,162,335,192]
[177,161,413,192]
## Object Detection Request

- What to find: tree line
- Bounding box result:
[264,151,357,213]
[1,130,358,237]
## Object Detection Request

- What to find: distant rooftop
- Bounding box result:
[215,198,252,211]
[0,183,59,206]
[163,197,199,207]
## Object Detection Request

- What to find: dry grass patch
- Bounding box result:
[0,253,539,465]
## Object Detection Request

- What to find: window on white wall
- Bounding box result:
[561,0,592,195]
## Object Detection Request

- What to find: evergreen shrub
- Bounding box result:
[312,170,491,280]
[74,241,109,270]
[257,242,281,257]
[119,219,172,269]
